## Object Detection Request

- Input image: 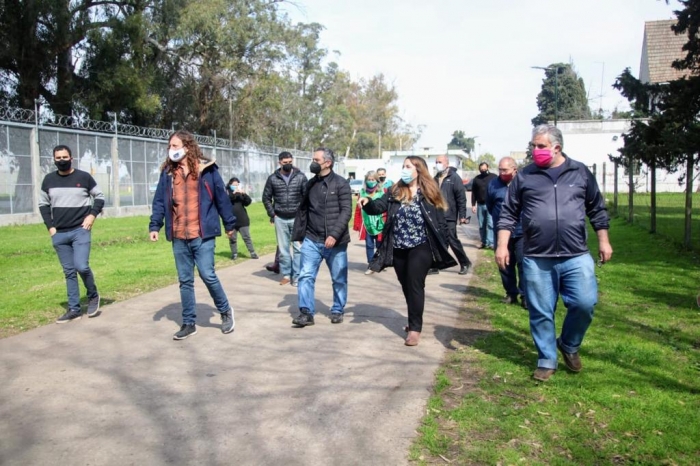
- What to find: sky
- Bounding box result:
[283,0,681,158]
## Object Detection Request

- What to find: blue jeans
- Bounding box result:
[476,204,494,247]
[523,254,597,370]
[172,237,231,325]
[275,217,301,280]
[365,234,381,263]
[494,234,524,296]
[52,228,98,312]
[297,238,348,316]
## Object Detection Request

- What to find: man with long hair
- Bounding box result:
[149,130,237,340]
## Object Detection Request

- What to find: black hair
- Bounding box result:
[278,151,293,161]
[53,145,72,158]
[227,177,240,186]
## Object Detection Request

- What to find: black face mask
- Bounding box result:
[479,170,488,175]
[378,176,386,182]
[281,163,293,172]
[55,160,72,172]
[309,162,322,174]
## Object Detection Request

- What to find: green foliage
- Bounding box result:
[447,130,475,154]
[0,0,420,153]
[532,63,592,126]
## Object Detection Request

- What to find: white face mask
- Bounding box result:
[435,162,445,172]
[168,148,187,162]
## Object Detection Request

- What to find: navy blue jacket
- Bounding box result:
[497,155,609,257]
[149,159,236,241]
[486,176,522,238]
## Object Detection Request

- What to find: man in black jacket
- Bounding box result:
[291,147,352,327]
[471,162,497,249]
[262,152,307,286]
[432,155,471,275]
[496,124,613,382]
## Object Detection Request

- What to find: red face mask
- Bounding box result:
[500,173,514,183]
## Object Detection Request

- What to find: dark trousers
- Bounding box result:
[446,221,471,267]
[393,241,433,332]
[494,234,525,297]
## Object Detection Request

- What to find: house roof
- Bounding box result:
[639,19,691,84]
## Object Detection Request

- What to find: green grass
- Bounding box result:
[0,203,278,337]
[607,192,700,251]
[411,217,700,465]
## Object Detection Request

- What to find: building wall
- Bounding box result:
[558,119,696,194]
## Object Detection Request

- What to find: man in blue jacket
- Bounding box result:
[496,125,613,381]
[149,130,237,340]
[487,156,525,307]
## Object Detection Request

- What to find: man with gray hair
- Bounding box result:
[487,156,525,307]
[291,147,352,327]
[495,124,613,382]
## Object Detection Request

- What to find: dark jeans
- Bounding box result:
[494,234,524,297]
[52,227,98,312]
[365,234,381,263]
[446,221,470,267]
[393,241,433,332]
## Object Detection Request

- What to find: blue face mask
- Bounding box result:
[229,185,237,191]
[400,168,415,184]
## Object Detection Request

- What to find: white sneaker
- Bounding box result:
[364,269,374,275]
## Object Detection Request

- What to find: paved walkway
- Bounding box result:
[0,224,481,465]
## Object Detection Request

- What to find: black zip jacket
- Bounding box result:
[262,167,308,220]
[497,155,609,257]
[228,191,252,228]
[362,191,457,272]
[292,171,352,245]
[434,166,468,222]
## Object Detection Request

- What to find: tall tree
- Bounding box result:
[447,130,476,154]
[532,63,592,126]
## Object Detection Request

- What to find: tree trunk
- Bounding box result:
[650,158,656,234]
[684,154,694,250]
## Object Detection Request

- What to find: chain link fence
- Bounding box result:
[0,106,323,225]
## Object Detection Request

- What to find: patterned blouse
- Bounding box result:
[393,192,427,249]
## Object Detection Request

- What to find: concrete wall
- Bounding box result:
[558,119,697,194]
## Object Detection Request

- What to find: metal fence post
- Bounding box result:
[30,128,41,215]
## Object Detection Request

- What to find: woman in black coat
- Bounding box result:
[226,177,258,260]
[359,156,456,346]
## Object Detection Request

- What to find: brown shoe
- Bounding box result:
[557,341,582,372]
[279,277,291,286]
[533,368,556,381]
[405,331,421,346]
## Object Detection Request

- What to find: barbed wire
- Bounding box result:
[0,104,309,157]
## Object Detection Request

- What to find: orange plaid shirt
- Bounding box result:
[171,165,200,239]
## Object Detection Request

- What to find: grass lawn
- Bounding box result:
[411,217,700,464]
[0,202,278,338]
[607,192,700,251]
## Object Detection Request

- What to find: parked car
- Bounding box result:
[349,179,363,195]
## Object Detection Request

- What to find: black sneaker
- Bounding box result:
[501,294,519,305]
[173,324,197,340]
[458,265,470,275]
[221,310,235,334]
[87,294,101,317]
[231,254,238,261]
[427,268,439,275]
[292,312,314,327]
[330,313,344,324]
[56,310,81,324]
[250,252,259,259]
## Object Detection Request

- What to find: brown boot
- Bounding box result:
[405,331,421,346]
